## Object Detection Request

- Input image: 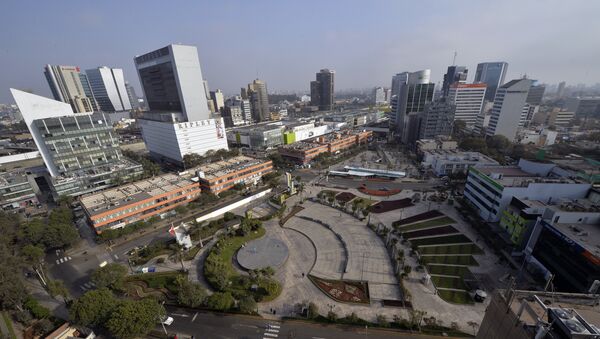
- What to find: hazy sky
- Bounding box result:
[1,0,600,103]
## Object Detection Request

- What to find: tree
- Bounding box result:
[307,302,319,319]
[43,221,79,249]
[459,137,487,153]
[327,310,338,322]
[452,119,467,139]
[91,263,128,291]
[206,292,234,311]
[0,244,27,312]
[47,279,70,304]
[170,243,187,272]
[22,244,47,285]
[238,295,257,314]
[377,314,390,327]
[105,298,163,339]
[176,277,206,308]
[69,288,119,327]
[486,135,511,152]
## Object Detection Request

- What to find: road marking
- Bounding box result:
[80,286,87,291]
[266,328,279,333]
[312,337,327,339]
[263,333,278,338]
[269,324,281,329]
[171,313,190,318]
[59,258,65,263]
[56,259,60,264]
[191,312,198,322]
[67,256,72,260]
[113,254,119,260]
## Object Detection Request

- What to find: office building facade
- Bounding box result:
[192,156,273,194]
[474,62,508,102]
[310,69,335,111]
[11,89,142,197]
[441,65,468,97]
[566,97,600,117]
[44,65,97,113]
[487,79,532,140]
[373,86,385,105]
[418,98,455,140]
[210,89,225,113]
[447,83,486,126]
[134,44,211,121]
[247,79,269,122]
[85,66,132,112]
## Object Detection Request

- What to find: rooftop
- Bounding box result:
[552,222,600,256]
[0,169,30,187]
[423,150,498,163]
[80,173,195,216]
[193,155,270,181]
[474,165,583,187]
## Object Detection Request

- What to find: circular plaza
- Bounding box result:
[237,237,289,270]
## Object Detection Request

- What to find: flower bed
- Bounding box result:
[309,275,370,304]
[421,254,479,266]
[396,216,456,232]
[402,225,458,239]
[418,243,483,255]
[410,234,472,247]
[335,192,356,204]
[358,187,402,196]
[392,210,444,227]
[368,198,414,213]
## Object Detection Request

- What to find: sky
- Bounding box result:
[1,0,600,103]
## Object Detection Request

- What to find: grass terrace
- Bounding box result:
[421,255,479,266]
[431,276,469,290]
[437,289,473,305]
[426,264,471,278]
[410,234,472,247]
[401,225,458,239]
[418,243,483,255]
[396,216,456,232]
[392,210,444,227]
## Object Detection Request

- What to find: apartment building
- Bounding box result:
[278,130,372,164]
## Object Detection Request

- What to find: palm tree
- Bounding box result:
[170,243,187,272]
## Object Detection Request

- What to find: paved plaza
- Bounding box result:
[237,236,289,270]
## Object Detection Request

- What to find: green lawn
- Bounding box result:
[217,227,266,278]
[410,234,472,247]
[418,243,483,255]
[421,255,479,266]
[431,275,468,290]
[127,271,186,294]
[397,216,456,232]
[427,264,471,277]
[437,289,473,304]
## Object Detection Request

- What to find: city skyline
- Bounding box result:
[2,0,600,103]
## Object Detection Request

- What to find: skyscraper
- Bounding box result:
[134,44,210,121]
[474,62,509,102]
[447,83,487,126]
[125,82,140,110]
[441,66,468,97]
[85,66,132,112]
[210,89,225,113]
[556,81,566,99]
[390,70,435,144]
[310,69,335,111]
[526,82,546,106]
[44,65,97,113]
[247,79,269,122]
[373,87,385,105]
[487,78,532,140]
[134,44,228,164]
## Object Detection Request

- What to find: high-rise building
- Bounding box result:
[222,105,244,127]
[384,88,392,103]
[373,87,385,105]
[441,66,468,97]
[556,81,566,99]
[390,70,435,144]
[134,44,210,121]
[474,62,509,102]
[226,96,252,123]
[125,82,140,110]
[85,66,132,112]
[310,69,335,111]
[44,65,97,113]
[210,89,225,113]
[79,73,99,112]
[526,82,546,106]
[565,97,600,117]
[418,98,455,140]
[134,44,228,164]
[11,89,142,197]
[247,79,269,122]
[203,80,211,101]
[486,78,532,140]
[447,83,487,126]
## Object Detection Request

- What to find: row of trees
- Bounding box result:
[182,148,240,169]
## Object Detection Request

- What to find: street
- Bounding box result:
[163,307,462,339]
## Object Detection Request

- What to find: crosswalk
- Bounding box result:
[79,281,96,292]
[55,256,72,265]
[263,323,280,339]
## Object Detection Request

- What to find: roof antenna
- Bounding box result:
[452,51,457,66]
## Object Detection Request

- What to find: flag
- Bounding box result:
[168,224,176,237]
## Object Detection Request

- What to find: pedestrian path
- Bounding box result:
[55,256,72,265]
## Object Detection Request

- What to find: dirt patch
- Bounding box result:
[368,198,414,213]
[358,186,402,196]
[335,192,356,204]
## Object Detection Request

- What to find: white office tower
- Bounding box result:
[487,79,533,141]
[44,65,97,113]
[85,67,132,112]
[373,87,385,105]
[447,83,487,127]
[134,44,227,165]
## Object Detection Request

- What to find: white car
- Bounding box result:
[160,316,174,326]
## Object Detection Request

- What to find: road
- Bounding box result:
[163,307,460,339]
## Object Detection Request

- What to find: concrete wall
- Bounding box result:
[195,188,272,223]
